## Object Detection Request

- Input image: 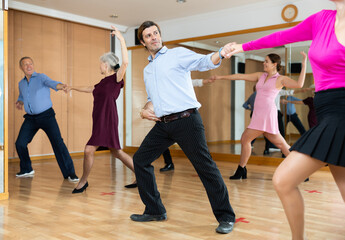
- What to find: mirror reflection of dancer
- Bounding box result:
[212,52,307,180]
[281,86,317,129]
[226,2,345,239]
[67,26,136,193]
[242,86,257,147]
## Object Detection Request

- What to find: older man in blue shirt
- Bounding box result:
[130,21,235,234]
[15,57,78,182]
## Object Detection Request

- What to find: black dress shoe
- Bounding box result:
[263,149,269,155]
[160,163,174,172]
[130,213,167,222]
[72,182,88,194]
[124,183,138,188]
[216,221,235,234]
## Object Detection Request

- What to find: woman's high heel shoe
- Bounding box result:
[229,165,247,180]
[72,182,88,194]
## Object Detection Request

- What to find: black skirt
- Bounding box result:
[290,88,345,167]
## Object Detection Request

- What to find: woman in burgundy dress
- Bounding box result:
[67,26,136,193]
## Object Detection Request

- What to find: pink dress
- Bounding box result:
[248,72,280,134]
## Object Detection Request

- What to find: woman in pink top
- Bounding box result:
[224,1,345,239]
[213,52,307,180]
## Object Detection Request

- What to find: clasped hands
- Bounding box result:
[220,42,244,59]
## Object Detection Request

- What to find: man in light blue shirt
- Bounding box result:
[130,21,235,234]
[15,57,78,182]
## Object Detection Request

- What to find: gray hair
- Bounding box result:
[100,52,120,71]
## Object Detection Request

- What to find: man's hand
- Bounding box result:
[281,99,288,104]
[202,78,216,85]
[140,108,160,121]
[140,101,160,121]
[56,83,67,91]
[61,84,68,92]
[64,85,72,93]
[222,42,244,58]
[15,101,23,110]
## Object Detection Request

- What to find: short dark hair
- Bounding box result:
[19,56,33,66]
[137,21,161,44]
[267,53,282,72]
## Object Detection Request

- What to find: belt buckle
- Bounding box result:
[162,116,170,123]
[181,111,190,118]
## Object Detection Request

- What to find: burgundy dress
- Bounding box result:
[302,97,317,128]
[87,73,124,149]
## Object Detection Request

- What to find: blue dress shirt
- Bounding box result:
[144,46,220,117]
[286,96,301,115]
[17,72,61,115]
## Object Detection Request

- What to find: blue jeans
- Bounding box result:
[15,108,76,177]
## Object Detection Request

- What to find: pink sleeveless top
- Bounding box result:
[248,73,280,134]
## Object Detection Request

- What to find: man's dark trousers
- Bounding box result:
[133,110,235,222]
[162,149,172,165]
[287,113,306,135]
[15,108,75,177]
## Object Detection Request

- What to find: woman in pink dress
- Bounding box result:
[67,26,136,193]
[213,52,307,180]
[225,1,345,239]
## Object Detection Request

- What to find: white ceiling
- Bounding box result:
[13,0,271,28]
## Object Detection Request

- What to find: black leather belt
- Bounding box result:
[160,108,196,123]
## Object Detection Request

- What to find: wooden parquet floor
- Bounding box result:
[2,153,345,240]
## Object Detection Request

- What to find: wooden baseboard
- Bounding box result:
[9,147,330,172]
[8,150,111,163]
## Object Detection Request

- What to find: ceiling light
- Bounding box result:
[109,14,118,19]
[176,0,186,3]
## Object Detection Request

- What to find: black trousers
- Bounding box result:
[286,113,306,135]
[133,110,235,222]
[162,149,173,165]
[15,108,76,177]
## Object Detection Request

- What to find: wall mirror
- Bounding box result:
[125,25,314,160]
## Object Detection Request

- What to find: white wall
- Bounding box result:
[124,0,334,47]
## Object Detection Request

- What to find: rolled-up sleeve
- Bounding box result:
[42,74,62,91]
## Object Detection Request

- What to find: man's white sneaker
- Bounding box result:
[268,148,281,152]
[68,173,79,183]
[16,170,35,177]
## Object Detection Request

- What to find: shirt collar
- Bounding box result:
[24,72,38,81]
[148,46,168,62]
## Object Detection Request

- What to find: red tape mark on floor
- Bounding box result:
[101,192,116,196]
[236,218,250,223]
[304,190,322,193]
